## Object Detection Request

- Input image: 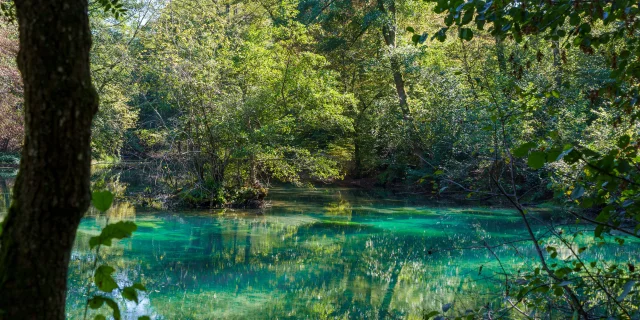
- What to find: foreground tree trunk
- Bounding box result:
[0,0,98,318]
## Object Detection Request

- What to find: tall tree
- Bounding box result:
[0,0,99,318]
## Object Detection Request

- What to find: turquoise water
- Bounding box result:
[0,182,636,319]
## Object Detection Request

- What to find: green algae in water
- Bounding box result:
[63,187,640,319]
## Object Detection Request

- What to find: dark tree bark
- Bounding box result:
[0,0,98,318]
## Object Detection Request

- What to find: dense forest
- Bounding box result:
[0,0,632,206]
[0,0,639,318]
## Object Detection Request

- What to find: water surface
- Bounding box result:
[0,182,635,319]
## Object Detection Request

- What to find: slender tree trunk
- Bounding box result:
[378,0,410,118]
[0,0,98,318]
[389,57,409,117]
[249,155,258,187]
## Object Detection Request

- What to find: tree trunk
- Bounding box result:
[378,0,410,118]
[0,0,98,318]
[389,56,409,117]
[249,155,258,187]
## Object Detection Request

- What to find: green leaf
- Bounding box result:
[104,297,121,320]
[553,286,564,296]
[618,135,631,148]
[433,28,448,42]
[122,286,139,304]
[424,310,440,319]
[88,297,106,309]
[94,265,118,292]
[555,147,573,161]
[570,186,585,200]
[512,142,536,157]
[406,26,415,33]
[138,317,151,320]
[87,296,121,319]
[459,28,473,41]
[94,315,107,320]
[546,148,562,163]
[528,151,546,169]
[92,190,114,212]
[594,224,604,238]
[578,23,591,34]
[563,149,582,164]
[461,7,475,25]
[89,221,138,249]
[411,34,421,45]
[131,283,147,291]
[569,13,580,26]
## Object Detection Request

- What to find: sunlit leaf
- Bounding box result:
[89,221,138,249]
[92,190,114,212]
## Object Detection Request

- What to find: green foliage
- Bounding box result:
[423,0,640,316]
[4,0,633,317]
[94,265,118,292]
[527,151,546,170]
[122,283,146,304]
[88,0,141,160]
[91,190,114,212]
[88,296,121,320]
[129,0,354,206]
[94,0,127,19]
[84,190,147,320]
[89,221,137,249]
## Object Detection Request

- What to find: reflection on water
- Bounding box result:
[1,184,636,319]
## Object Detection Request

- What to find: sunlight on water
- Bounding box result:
[0,181,635,319]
